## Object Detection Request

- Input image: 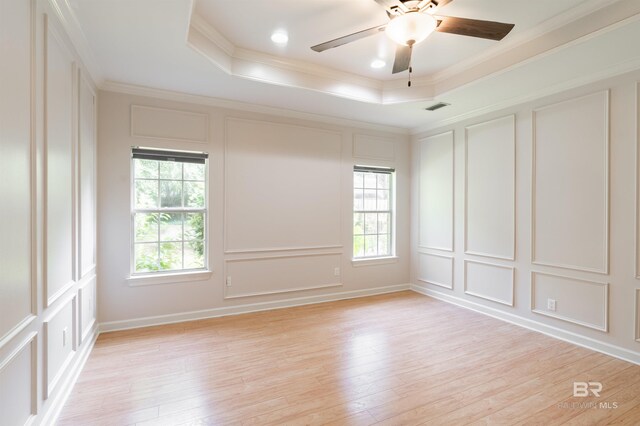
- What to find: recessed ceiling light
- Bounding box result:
[370,59,386,69]
[271,31,289,45]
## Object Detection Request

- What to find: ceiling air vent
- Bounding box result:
[424,102,450,112]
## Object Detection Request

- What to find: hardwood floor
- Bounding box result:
[58,291,640,425]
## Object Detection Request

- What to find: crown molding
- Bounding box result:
[100,81,410,135]
[48,0,104,86]
[421,0,622,88]
[187,0,640,106]
[410,55,640,136]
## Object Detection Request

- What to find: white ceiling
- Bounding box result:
[195,0,584,80]
[65,0,640,131]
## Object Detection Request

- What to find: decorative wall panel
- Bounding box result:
[419,132,454,251]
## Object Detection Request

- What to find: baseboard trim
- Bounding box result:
[39,323,99,426]
[410,284,640,366]
[100,284,411,333]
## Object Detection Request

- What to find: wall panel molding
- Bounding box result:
[636,82,640,279]
[43,294,77,399]
[0,332,37,426]
[0,0,36,345]
[636,289,640,342]
[44,15,77,307]
[224,245,343,255]
[464,260,515,306]
[224,252,342,299]
[531,271,608,332]
[352,134,396,160]
[224,117,342,253]
[0,316,36,353]
[464,115,515,261]
[78,70,97,280]
[418,131,454,252]
[78,276,97,345]
[130,105,209,143]
[412,285,639,365]
[531,91,609,274]
[417,252,454,289]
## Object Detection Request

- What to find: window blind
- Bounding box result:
[354,165,395,174]
[132,147,208,164]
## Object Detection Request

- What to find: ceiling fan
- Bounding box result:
[311,0,515,81]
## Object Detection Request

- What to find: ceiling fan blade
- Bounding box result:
[392,45,412,74]
[435,16,514,41]
[311,24,386,52]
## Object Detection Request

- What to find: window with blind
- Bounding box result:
[131,148,208,275]
[353,166,394,259]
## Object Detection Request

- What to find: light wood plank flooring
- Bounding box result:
[58,291,640,425]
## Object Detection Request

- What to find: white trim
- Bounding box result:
[29,0,37,320]
[530,271,609,333]
[43,293,78,399]
[39,325,99,426]
[635,289,640,343]
[351,256,399,267]
[463,115,516,261]
[530,90,610,275]
[225,245,344,255]
[410,285,640,366]
[101,81,409,136]
[224,283,343,300]
[0,315,36,351]
[410,56,640,136]
[43,15,78,308]
[78,69,97,281]
[78,276,96,344]
[223,252,344,299]
[352,134,396,161]
[130,104,210,144]
[463,259,515,307]
[223,117,345,254]
[416,252,454,290]
[0,331,37,425]
[47,0,103,85]
[185,1,635,106]
[127,270,213,287]
[100,283,410,333]
[636,82,640,280]
[417,130,455,252]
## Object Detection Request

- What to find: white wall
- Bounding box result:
[411,70,640,362]
[0,0,98,425]
[97,90,410,326]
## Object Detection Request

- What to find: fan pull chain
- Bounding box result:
[408,42,413,87]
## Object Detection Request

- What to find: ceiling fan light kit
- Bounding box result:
[310,0,515,85]
[385,12,436,46]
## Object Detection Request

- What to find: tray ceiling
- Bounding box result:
[64,0,640,130]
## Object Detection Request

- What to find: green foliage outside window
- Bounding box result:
[133,158,207,273]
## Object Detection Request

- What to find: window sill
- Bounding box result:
[351,256,399,267]
[127,270,213,287]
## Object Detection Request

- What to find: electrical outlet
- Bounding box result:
[334,267,340,276]
[226,276,232,287]
[547,299,557,312]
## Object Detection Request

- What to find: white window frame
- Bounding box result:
[128,147,210,283]
[352,165,396,262]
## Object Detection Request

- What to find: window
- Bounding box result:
[353,166,394,259]
[131,148,208,275]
